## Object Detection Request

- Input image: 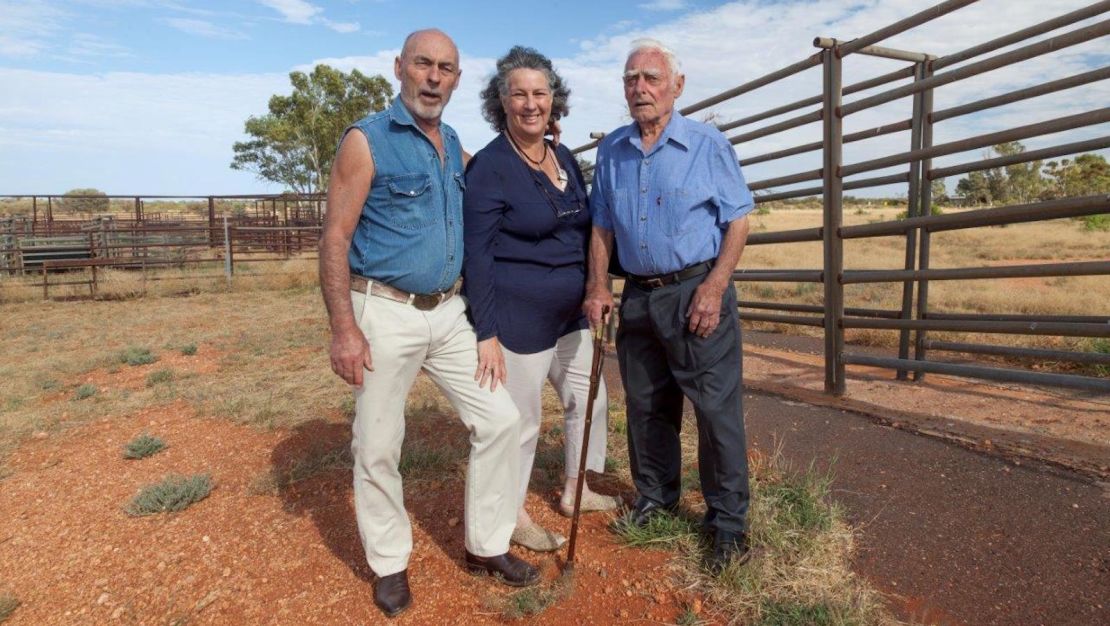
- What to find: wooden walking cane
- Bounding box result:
[565,305,610,571]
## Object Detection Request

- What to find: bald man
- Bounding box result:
[319,29,539,617]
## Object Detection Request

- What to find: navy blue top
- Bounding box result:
[462,134,591,354]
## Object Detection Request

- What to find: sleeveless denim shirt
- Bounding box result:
[346,97,465,294]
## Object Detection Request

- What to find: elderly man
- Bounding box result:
[583,38,754,572]
[319,29,539,617]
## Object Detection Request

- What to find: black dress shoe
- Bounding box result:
[708,531,751,573]
[373,570,412,617]
[465,551,540,587]
[624,497,679,528]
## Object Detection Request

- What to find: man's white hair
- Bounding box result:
[627,38,682,81]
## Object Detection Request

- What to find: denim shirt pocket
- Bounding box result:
[385,173,435,230]
[662,188,691,235]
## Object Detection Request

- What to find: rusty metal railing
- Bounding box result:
[570,0,1110,394]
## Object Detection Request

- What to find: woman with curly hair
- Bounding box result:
[463,46,618,552]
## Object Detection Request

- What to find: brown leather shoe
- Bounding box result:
[373,570,412,617]
[465,551,540,587]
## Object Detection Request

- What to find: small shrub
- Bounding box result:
[145,369,174,387]
[1079,213,1110,231]
[0,594,20,623]
[119,346,157,366]
[125,474,212,516]
[180,343,198,356]
[755,205,771,216]
[123,433,166,460]
[73,384,97,401]
[39,379,59,391]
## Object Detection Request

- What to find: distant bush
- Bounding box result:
[123,433,166,460]
[895,205,944,220]
[1078,214,1109,232]
[125,474,212,516]
[145,369,174,387]
[73,384,97,400]
[118,346,157,366]
[180,343,198,356]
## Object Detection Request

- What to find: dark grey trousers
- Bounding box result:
[616,276,750,534]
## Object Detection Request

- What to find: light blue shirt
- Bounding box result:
[589,112,754,276]
[345,97,465,294]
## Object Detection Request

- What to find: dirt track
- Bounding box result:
[732,332,1110,625]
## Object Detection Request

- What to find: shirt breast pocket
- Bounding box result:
[662,186,715,236]
[385,173,436,230]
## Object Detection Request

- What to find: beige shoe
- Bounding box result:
[511,522,567,552]
[559,492,620,517]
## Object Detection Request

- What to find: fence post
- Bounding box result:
[208,197,216,247]
[913,59,937,381]
[821,47,845,395]
[897,61,927,379]
[223,216,233,285]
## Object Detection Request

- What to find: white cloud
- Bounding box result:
[0,0,67,58]
[256,0,358,33]
[66,33,131,58]
[165,17,248,40]
[257,0,322,25]
[322,18,359,34]
[2,0,1106,194]
[638,0,687,11]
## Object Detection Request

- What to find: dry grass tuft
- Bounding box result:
[609,443,896,625]
[125,474,213,516]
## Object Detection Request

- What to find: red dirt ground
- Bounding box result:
[0,399,696,625]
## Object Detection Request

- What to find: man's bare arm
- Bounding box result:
[320,130,375,385]
[582,225,615,328]
[687,215,749,337]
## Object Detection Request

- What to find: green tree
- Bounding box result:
[231,65,392,195]
[930,178,949,206]
[1043,154,1110,198]
[994,141,1044,204]
[58,188,109,217]
[955,170,992,205]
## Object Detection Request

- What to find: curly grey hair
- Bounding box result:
[480,46,570,132]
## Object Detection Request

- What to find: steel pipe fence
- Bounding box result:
[567,0,1110,395]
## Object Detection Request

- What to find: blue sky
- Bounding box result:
[1,0,1107,195]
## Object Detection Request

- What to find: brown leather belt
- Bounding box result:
[350,275,460,311]
[627,260,714,290]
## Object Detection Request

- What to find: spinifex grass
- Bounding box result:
[125,474,212,516]
[610,445,893,625]
[119,346,157,366]
[72,384,97,401]
[122,433,166,460]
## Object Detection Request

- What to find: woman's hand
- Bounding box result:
[475,337,507,392]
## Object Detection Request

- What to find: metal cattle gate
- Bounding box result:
[0,194,324,296]
[570,0,1110,394]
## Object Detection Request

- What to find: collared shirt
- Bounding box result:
[345,97,465,294]
[589,112,754,276]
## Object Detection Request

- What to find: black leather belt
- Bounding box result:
[627,260,714,290]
